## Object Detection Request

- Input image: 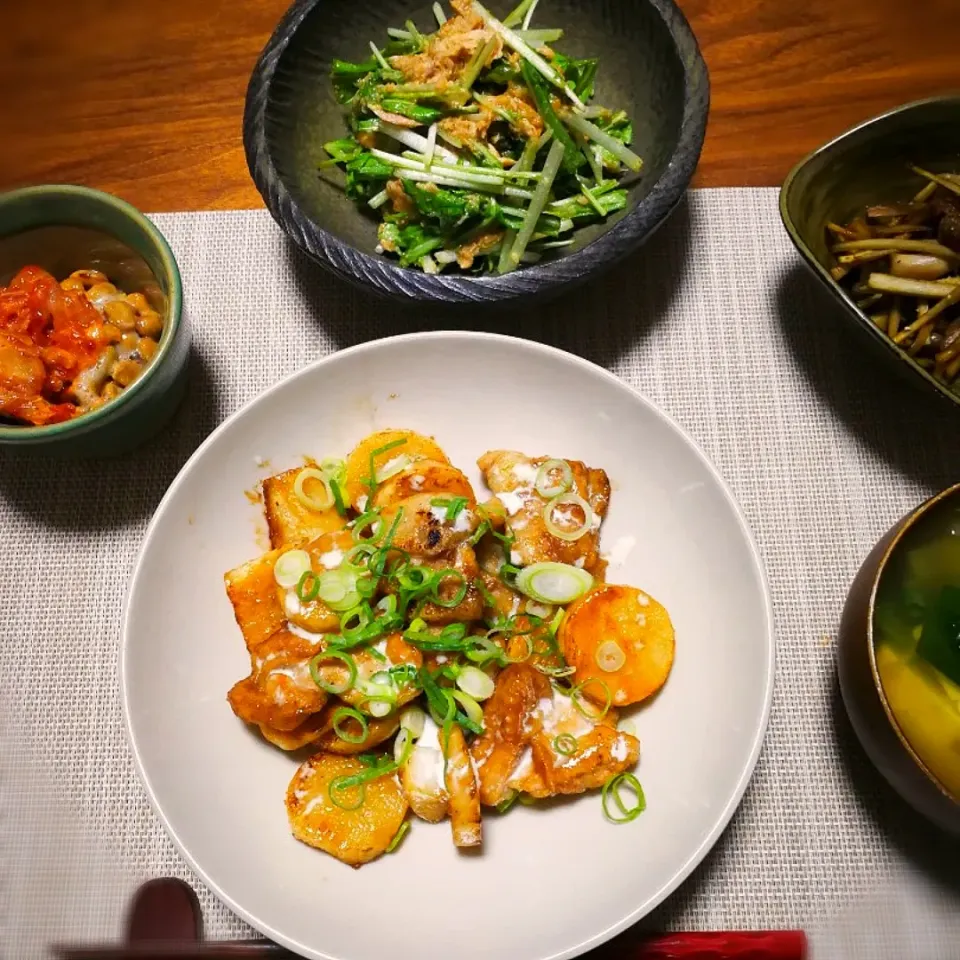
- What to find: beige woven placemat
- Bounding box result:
[2,190,959,958]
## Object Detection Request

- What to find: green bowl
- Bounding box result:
[780,96,960,410]
[0,185,189,455]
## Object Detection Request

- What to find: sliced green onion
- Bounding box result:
[433,1,447,25]
[451,689,484,728]
[579,180,607,217]
[472,2,585,110]
[516,561,593,604]
[328,477,348,517]
[569,678,612,721]
[601,772,646,823]
[495,791,520,814]
[397,565,432,592]
[274,549,311,589]
[499,563,521,584]
[369,188,391,209]
[525,599,553,618]
[507,138,566,271]
[365,438,407,495]
[328,779,366,811]
[333,707,369,744]
[340,602,373,640]
[456,665,495,701]
[379,121,460,163]
[353,510,386,543]
[344,543,377,570]
[296,570,321,604]
[543,492,595,541]
[369,41,393,72]
[293,467,333,512]
[564,112,644,174]
[549,607,565,636]
[504,633,533,663]
[404,19,425,46]
[553,733,578,756]
[424,123,438,171]
[310,650,358,695]
[595,640,626,673]
[535,459,573,498]
[361,690,398,718]
[400,705,426,739]
[431,569,468,608]
[536,663,576,678]
[386,820,410,853]
[316,569,361,612]
[466,636,506,667]
[517,27,563,43]
[376,453,412,483]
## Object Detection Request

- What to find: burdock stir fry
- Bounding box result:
[323,0,643,275]
[828,166,960,387]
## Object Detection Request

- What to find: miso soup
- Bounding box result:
[873,500,960,800]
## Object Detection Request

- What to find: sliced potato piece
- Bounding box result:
[224,548,286,652]
[315,706,402,756]
[287,754,408,867]
[371,459,474,510]
[344,429,450,511]
[560,584,675,706]
[228,628,327,732]
[444,724,481,848]
[263,465,347,549]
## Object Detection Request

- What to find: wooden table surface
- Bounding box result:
[0,0,956,213]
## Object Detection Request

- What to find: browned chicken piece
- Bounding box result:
[259,712,329,751]
[382,491,480,558]
[259,702,403,754]
[389,0,496,88]
[410,542,485,625]
[477,450,610,575]
[470,663,639,805]
[371,459,474,511]
[471,663,552,806]
[287,754,409,867]
[228,628,327,732]
[318,634,423,714]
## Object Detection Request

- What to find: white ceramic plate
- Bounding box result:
[122,332,773,960]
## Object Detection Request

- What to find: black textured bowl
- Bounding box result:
[244,0,709,304]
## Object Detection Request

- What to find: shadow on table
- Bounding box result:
[776,265,960,492]
[0,344,219,532]
[288,198,695,370]
[829,666,960,891]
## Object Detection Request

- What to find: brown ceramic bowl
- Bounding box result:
[839,484,960,836]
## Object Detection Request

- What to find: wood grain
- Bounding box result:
[0,0,956,211]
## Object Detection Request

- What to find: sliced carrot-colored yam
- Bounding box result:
[560,584,675,706]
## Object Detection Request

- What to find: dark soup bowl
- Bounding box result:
[244,0,708,305]
[839,483,960,836]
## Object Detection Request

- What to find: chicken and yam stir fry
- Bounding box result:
[0,265,163,426]
[828,166,960,388]
[225,430,675,866]
[323,0,642,275]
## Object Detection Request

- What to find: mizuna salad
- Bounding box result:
[226,430,675,866]
[322,0,642,275]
